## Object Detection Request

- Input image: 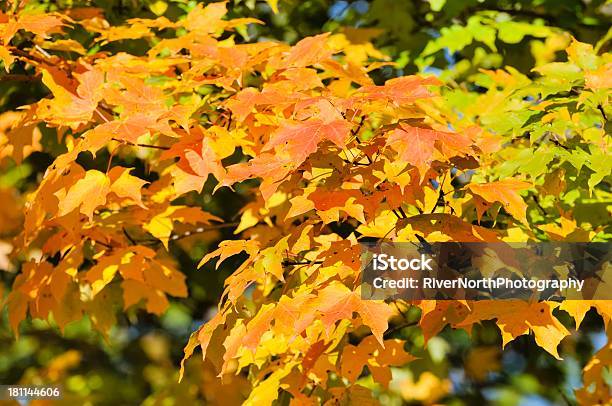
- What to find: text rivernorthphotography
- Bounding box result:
[361,242,610,300]
[371,275,585,292]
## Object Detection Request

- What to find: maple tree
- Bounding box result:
[0,0,610,405]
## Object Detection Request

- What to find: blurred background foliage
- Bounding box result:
[0,0,611,405]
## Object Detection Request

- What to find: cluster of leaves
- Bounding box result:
[0,0,610,404]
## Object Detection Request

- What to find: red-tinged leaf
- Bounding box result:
[264,118,351,163]
[81,114,156,152]
[225,153,293,184]
[75,68,105,101]
[242,304,276,351]
[278,67,324,90]
[585,64,612,89]
[308,189,360,211]
[224,153,295,199]
[354,76,440,105]
[386,124,473,181]
[161,132,225,192]
[226,88,291,120]
[302,340,331,373]
[184,140,224,180]
[317,240,362,271]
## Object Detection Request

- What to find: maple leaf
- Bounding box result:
[81,115,155,152]
[467,179,531,224]
[198,239,260,269]
[55,170,110,220]
[559,300,611,329]
[317,240,362,271]
[224,153,295,200]
[386,124,473,181]
[354,76,440,105]
[162,135,225,193]
[242,292,315,351]
[3,118,42,164]
[408,213,501,242]
[225,88,290,121]
[122,279,169,315]
[181,2,228,35]
[574,336,612,405]
[84,246,154,295]
[108,167,148,207]
[308,189,361,211]
[243,362,296,406]
[418,301,471,342]
[264,118,351,163]
[6,291,28,338]
[341,336,416,386]
[315,282,393,345]
[37,69,100,127]
[457,301,570,359]
[279,33,334,69]
[2,13,65,44]
[253,237,289,282]
[327,385,380,405]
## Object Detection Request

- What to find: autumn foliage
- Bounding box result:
[0,0,610,405]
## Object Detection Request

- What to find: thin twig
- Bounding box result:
[383,320,419,338]
[123,227,137,245]
[597,104,607,122]
[0,73,40,82]
[9,47,48,65]
[87,237,113,250]
[170,222,240,241]
[111,138,170,150]
[282,259,324,266]
[34,44,52,59]
[397,206,408,219]
[430,171,448,214]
